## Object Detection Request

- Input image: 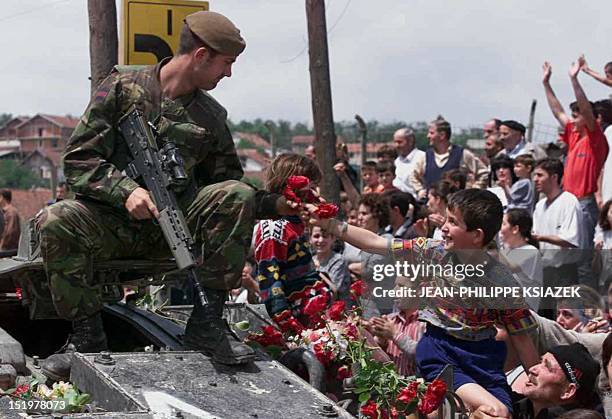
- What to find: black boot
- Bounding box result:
[42,312,108,382]
[183,289,255,365]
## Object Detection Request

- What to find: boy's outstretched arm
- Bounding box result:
[542,61,570,127]
[507,330,539,371]
[310,210,388,255]
[571,57,596,132]
[581,56,612,87]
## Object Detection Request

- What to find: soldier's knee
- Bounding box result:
[37,201,83,244]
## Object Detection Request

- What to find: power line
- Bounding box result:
[280,0,352,64]
[0,0,71,23]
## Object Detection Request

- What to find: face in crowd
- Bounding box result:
[427,124,445,147]
[358,204,380,233]
[393,131,414,157]
[309,225,333,258]
[523,353,576,405]
[361,167,379,188]
[498,125,522,151]
[532,167,556,195]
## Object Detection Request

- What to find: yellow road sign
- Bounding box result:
[121,0,209,65]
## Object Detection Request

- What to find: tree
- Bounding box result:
[0,160,46,189]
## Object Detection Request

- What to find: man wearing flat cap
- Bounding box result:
[39,11,296,379]
[499,120,545,160]
[471,343,602,419]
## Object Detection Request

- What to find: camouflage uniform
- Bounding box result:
[37,60,279,321]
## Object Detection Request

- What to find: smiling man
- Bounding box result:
[38,11,297,381]
[519,344,600,418]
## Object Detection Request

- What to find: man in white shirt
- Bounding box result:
[392,128,424,195]
[532,158,582,317]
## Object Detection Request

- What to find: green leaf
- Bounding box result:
[264,345,283,359]
[358,392,371,403]
[233,320,251,331]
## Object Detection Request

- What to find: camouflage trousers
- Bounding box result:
[37,180,256,320]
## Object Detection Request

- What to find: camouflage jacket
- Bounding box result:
[64,59,246,210]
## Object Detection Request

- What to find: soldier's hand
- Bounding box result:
[126,187,159,220]
[275,196,300,216]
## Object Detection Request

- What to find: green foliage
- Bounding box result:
[0,160,46,189]
[236,138,254,149]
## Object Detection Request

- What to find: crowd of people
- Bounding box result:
[231,56,612,418]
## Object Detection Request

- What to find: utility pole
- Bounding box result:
[526,99,537,143]
[265,121,276,158]
[305,0,340,204]
[355,114,367,191]
[88,0,118,97]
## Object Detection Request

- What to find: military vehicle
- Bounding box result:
[0,222,357,418]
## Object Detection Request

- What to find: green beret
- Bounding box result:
[185,11,246,56]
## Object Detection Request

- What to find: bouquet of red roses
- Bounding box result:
[283,175,339,219]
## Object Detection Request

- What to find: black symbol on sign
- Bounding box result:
[134,34,173,62]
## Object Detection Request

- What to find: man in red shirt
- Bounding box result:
[542,58,609,288]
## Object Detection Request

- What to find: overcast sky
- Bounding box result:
[1,0,611,133]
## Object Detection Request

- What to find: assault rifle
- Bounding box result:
[118,107,208,306]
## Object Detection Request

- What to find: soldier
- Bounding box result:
[39,11,296,380]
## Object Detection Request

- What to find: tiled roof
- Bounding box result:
[15,114,79,129]
[291,135,315,145]
[23,149,63,166]
[39,114,80,128]
[237,148,270,166]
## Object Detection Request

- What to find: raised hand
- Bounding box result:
[569,60,581,79]
[577,54,587,70]
[542,61,552,83]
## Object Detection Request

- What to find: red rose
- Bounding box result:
[418,397,439,415]
[287,175,310,190]
[380,408,399,419]
[389,407,399,419]
[336,365,352,380]
[360,400,379,419]
[251,325,284,347]
[344,323,359,340]
[13,384,29,398]
[397,381,419,404]
[314,203,339,219]
[303,294,328,317]
[283,186,301,204]
[286,317,304,334]
[313,342,335,365]
[350,280,366,298]
[427,379,447,399]
[326,300,346,320]
[418,379,447,414]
